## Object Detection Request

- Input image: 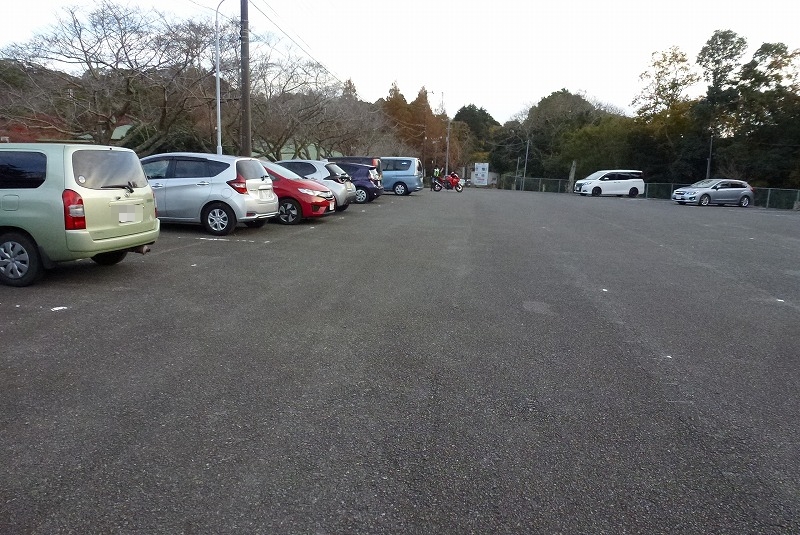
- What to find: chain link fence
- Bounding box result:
[495,174,800,210]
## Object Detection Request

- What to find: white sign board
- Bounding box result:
[473,163,489,186]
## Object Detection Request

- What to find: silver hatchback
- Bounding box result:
[275,159,357,211]
[672,179,754,207]
[141,153,279,235]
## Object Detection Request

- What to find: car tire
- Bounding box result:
[591,187,601,197]
[354,188,368,204]
[245,220,267,229]
[739,196,751,207]
[277,199,301,225]
[393,182,408,195]
[202,202,236,235]
[628,187,639,198]
[91,250,128,266]
[0,231,44,287]
[699,194,711,206]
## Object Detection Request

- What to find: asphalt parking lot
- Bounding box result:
[2,189,799,533]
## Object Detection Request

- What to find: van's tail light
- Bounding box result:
[227,174,249,194]
[62,189,86,230]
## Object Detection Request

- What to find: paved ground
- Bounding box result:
[2,188,799,534]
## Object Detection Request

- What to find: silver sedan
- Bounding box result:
[672,179,754,207]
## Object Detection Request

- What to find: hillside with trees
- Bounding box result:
[1,2,798,187]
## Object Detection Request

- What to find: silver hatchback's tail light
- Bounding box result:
[227,174,249,194]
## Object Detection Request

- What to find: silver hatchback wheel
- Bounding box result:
[202,202,236,235]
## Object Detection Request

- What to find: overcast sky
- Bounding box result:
[2,0,798,123]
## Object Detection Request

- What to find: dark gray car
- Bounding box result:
[672,179,754,207]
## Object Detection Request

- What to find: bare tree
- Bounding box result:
[0,1,216,151]
[247,41,394,160]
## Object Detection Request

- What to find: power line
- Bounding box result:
[185,0,337,82]
[248,0,343,85]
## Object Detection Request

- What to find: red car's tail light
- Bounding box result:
[62,189,86,230]
[227,174,249,194]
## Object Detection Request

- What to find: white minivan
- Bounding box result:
[574,169,644,198]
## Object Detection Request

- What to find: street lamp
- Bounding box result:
[214,0,227,155]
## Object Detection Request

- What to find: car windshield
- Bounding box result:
[73,149,149,189]
[261,160,304,180]
[325,163,347,176]
[581,171,606,181]
[689,179,718,187]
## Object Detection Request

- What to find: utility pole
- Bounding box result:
[522,139,530,189]
[706,133,713,180]
[239,0,252,156]
[445,119,451,175]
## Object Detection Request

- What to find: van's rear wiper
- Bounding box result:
[102,181,135,193]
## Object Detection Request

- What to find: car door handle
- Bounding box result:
[195,181,211,186]
[150,183,165,189]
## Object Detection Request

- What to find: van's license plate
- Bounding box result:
[118,205,142,223]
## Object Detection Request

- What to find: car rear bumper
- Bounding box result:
[63,222,160,258]
[241,198,279,220]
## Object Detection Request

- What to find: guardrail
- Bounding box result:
[495,174,800,210]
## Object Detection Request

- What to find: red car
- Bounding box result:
[261,160,336,224]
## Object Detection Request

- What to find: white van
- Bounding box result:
[573,170,644,198]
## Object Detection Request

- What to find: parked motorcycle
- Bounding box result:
[433,172,464,192]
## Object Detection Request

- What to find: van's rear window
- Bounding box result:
[72,149,148,189]
[0,151,47,189]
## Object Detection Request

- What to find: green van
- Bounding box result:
[0,143,160,286]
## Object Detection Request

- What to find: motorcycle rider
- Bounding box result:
[431,166,440,190]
